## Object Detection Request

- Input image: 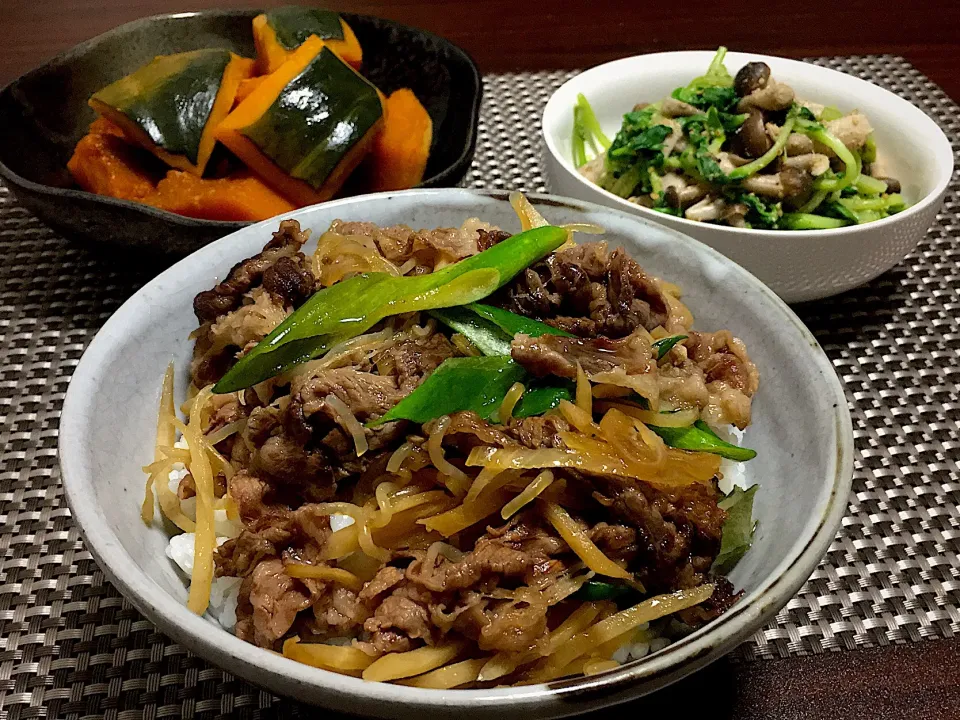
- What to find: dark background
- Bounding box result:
[3,0,960,100]
[3,2,960,718]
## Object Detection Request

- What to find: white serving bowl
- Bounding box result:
[542,51,954,303]
[59,189,852,719]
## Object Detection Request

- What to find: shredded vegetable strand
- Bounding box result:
[501,470,554,519]
[184,386,216,615]
[283,636,374,672]
[533,585,715,681]
[510,191,550,231]
[498,381,526,422]
[397,658,487,689]
[479,602,601,682]
[284,564,363,591]
[362,641,466,682]
[142,364,177,524]
[326,394,368,457]
[575,362,592,415]
[543,502,632,579]
[427,416,471,495]
[420,484,514,537]
[204,417,245,446]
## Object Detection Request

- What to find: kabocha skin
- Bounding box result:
[216,42,386,206]
[252,7,362,74]
[89,50,254,176]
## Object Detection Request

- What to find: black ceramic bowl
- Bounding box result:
[0,9,481,254]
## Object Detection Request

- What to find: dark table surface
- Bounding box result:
[3,2,960,719]
[3,0,960,101]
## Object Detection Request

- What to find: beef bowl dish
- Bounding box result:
[60,190,852,716]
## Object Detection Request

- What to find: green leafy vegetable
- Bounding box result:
[838,194,906,214]
[469,303,573,339]
[794,117,860,192]
[853,173,887,196]
[652,334,687,360]
[780,213,850,230]
[573,580,634,601]
[686,46,734,90]
[695,152,729,185]
[214,225,569,392]
[737,192,782,228]
[603,163,646,198]
[712,485,759,573]
[572,94,611,168]
[429,306,512,357]
[818,105,844,122]
[513,382,574,418]
[608,124,673,161]
[672,50,738,111]
[648,420,757,461]
[797,189,829,214]
[428,305,573,420]
[821,200,860,225]
[861,133,878,163]
[374,356,526,425]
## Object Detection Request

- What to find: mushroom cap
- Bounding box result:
[733,111,773,158]
[781,167,815,210]
[734,62,771,97]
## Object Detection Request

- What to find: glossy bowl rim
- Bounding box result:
[59,188,854,717]
[0,8,482,231]
[541,49,954,239]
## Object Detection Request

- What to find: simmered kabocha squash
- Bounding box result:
[145,170,296,221]
[89,50,255,176]
[365,89,434,192]
[216,40,385,206]
[67,123,161,201]
[234,76,266,107]
[252,7,362,74]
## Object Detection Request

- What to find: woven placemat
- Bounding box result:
[0,55,958,718]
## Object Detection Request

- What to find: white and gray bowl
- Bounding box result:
[542,51,954,303]
[59,189,853,719]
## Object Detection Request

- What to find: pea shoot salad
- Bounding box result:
[573,47,906,230]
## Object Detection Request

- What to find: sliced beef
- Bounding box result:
[473,597,548,653]
[291,367,405,424]
[364,590,436,649]
[676,575,742,627]
[193,219,311,323]
[262,254,315,308]
[255,433,336,489]
[375,333,456,392]
[658,330,759,429]
[217,528,287,577]
[495,242,669,338]
[191,288,290,387]
[511,329,654,380]
[327,219,497,273]
[312,586,369,632]
[235,558,321,648]
[215,496,332,578]
[426,411,571,455]
[587,521,638,564]
[476,228,511,250]
[504,414,571,449]
[406,512,566,593]
[586,473,726,593]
